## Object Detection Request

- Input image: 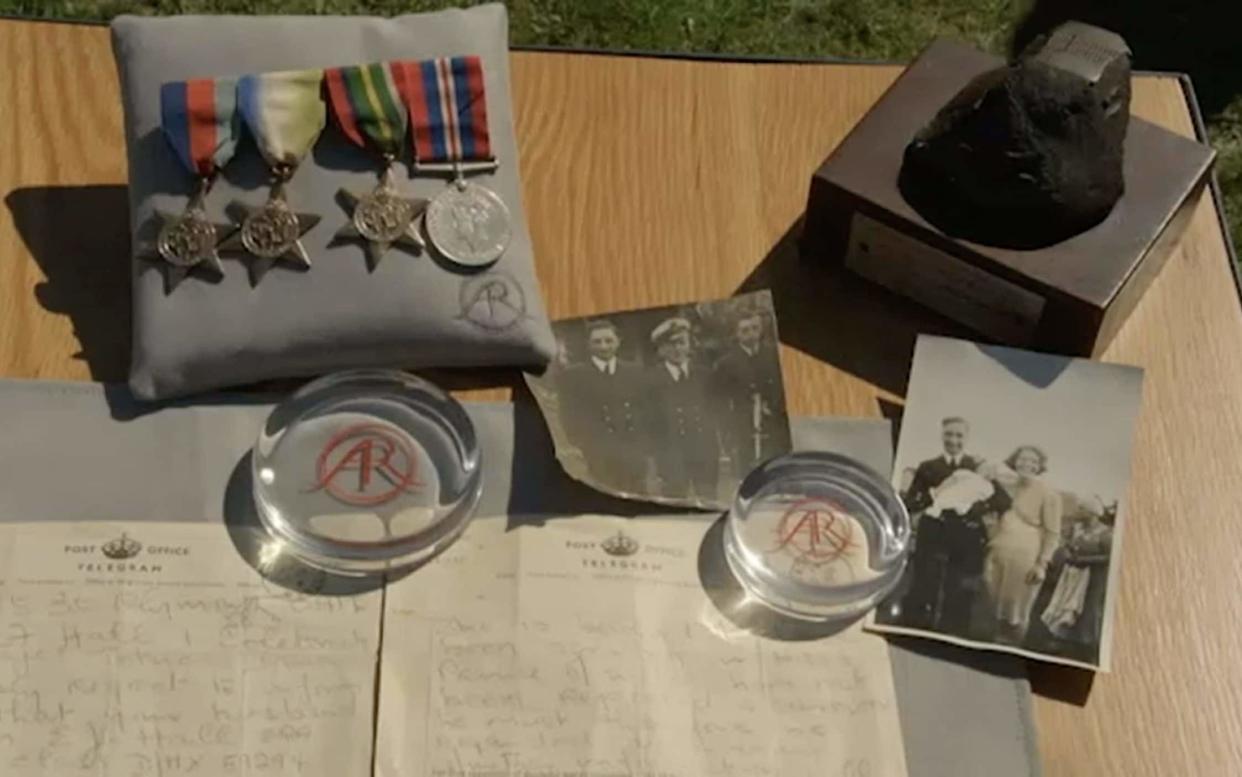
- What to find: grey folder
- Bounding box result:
[0,380,1039,777]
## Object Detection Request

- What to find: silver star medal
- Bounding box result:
[335,165,427,270]
[144,197,233,293]
[221,181,320,285]
[424,176,512,269]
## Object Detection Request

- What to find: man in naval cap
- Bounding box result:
[646,316,719,502]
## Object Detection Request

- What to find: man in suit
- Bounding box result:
[558,320,647,493]
[901,416,994,634]
[712,312,790,475]
[647,317,719,502]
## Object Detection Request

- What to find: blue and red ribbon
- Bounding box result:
[159,78,241,178]
[391,56,492,164]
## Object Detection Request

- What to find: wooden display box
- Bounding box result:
[803,39,1216,356]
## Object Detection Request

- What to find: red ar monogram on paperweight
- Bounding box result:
[310,423,424,507]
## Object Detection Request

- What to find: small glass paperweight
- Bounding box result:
[252,370,482,576]
[723,451,910,621]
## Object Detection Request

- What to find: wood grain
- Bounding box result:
[2,19,1242,776]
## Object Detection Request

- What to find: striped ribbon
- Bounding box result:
[159,77,241,178]
[325,63,408,157]
[237,69,327,169]
[391,56,492,164]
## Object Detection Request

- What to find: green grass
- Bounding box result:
[5,0,1241,254]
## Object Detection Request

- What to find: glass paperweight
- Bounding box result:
[723,451,910,621]
[252,370,482,576]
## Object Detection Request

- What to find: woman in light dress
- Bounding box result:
[1042,502,1113,643]
[983,446,1063,644]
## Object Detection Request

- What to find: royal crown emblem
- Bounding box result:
[601,531,639,557]
[102,533,142,560]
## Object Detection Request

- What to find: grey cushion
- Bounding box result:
[111,4,554,400]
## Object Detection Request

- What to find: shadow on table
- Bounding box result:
[5,184,131,383]
[1028,660,1096,706]
[734,217,970,397]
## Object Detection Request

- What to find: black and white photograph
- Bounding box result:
[869,335,1143,670]
[525,290,792,509]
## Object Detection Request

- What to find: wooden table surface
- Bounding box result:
[2,18,1241,777]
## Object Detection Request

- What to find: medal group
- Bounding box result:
[151,56,512,290]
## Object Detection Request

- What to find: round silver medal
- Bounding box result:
[354,187,419,244]
[157,209,217,268]
[424,181,512,268]
[241,198,302,259]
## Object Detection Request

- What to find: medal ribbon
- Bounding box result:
[237,69,327,170]
[325,63,408,158]
[159,78,241,178]
[391,56,492,164]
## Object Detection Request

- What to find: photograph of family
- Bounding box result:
[524,291,791,509]
[870,336,1144,670]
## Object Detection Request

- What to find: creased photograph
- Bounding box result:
[525,290,791,510]
[869,335,1143,671]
